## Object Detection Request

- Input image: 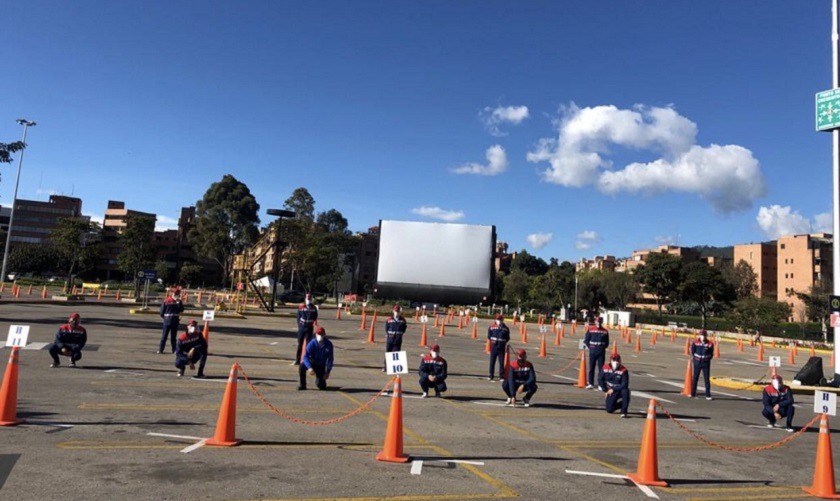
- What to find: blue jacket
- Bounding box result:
[691,340,714,363]
[762,384,794,409]
[303,338,334,373]
[175,329,207,363]
[54,323,87,349]
[297,305,318,334]
[418,355,447,381]
[487,323,510,345]
[507,359,536,387]
[160,297,184,322]
[599,364,630,392]
[385,315,407,337]
[584,326,609,353]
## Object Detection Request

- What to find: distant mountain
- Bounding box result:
[691,245,733,259]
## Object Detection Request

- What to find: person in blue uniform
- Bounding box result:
[762,375,795,432]
[584,317,609,389]
[294,294,318,365]
[487,313,510,381]
[503,349,537,407]
[175,319,208,378]
[418,344,448,397]
[299,326,334,391]
[690,330,714,400]
[48,313,87,368]
[158,287,184,354]
[599,353,630,417]
[384,304,407,371]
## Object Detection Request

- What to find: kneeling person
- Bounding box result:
[762,375,795,432]
[418,344,448,397]
[175,320,208,378]
[49,313,87,368]
[503,349,537,407]
[599,354,630,417]
[299,327,334,390]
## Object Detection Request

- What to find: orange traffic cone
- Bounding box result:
[634,334,642,353]
[41,285,47,299]
[367,313,377,343]
[737,337,744,352]
[522,324,528,344]
[0,283,5,293]
[757,343,765,362]
[484,338,491,354]
[575,351,587,388]
[538,334,547,358]
[571,320,577,335]
[0,347,24,426]
[750,336,755,347]
[457,315,464,330]
[683,337,691,356]
[335,307,341,320]
[503,348,511,379]
[205,363,242,446]
[789,346,796,365]
[97,289,102,301]
[512,315,518,326]
[376,376,409,463]
[803,414,840,498]
[671,330,676,343]
[419,323,428,347]
[714,338,721,359]
[611,340,618,358]
[358,309,368,331]
[627,399,667,487]
[650,332,657,346]
[554,326,562,346]
[14,286,20,299]
[26,284,32,295]
[202,321,210,347]
[680,359,693,397]
[812,345,817,358]
[433,315,440,328]
[115,289,122,301]
[471,321,478,340]
[438,324,446,338]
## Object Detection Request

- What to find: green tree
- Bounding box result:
[727,297,792,334]
[283,187,316,222]
[510,249,549,276]
[189,174,260,286]
[118,214,156,294]
[577,269,607,313]
[154,260,171,285]
[603,270,638,310]
[0,140,25,166]
[51,218,102,285]
[677,262,736,328]
[7,244,63,275]
[503,269,530,307]
[179,262,202,287]
[795,279,833,342]
[722,259,759,300]
[634,253,683,317]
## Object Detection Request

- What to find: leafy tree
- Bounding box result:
[51,218,102,285]
[722,260,759,300]
[117,214,156,294]
[727,297,791,334]
[577,269,608,313]
[529,264,574,312]
[7,244,63,275]
[503,269,530,307]
[603,270,638,310]
[634,253,683,317]
[0,140,25,166]
[179,262,202,287]
[189,174,260,286]
[154,260,171,285]
[795,279,833,342]
[677,262,736,328]
[283,187,315,222]
[510,249,549,276]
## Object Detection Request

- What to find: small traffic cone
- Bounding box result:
[634,334,642,353]
[812,345,817,358]
[683,337,691,356]
[750,336,755,347]
[626,329,633,344]
[358,309,368,331]
[789,346,796,365]
[650,332,656,346]
[419,323,428,347]
[538,334,547,358]
[14,286,20,299]
[671,330,676,343]
[97,289,102,301]
[757,343,765,362]
[205,363,242,446]
[367,314,377,343]
[611,340,618,358]
[522,324,528,344]
[115,289,122,301]
[438,324,446,338]
[680,359,693,397]
[737,337,744,352]
[0,283,5,293]
[484,338,491,354]
[554,326,562,346]
[575,351,587,388]
[714,338,721,359]
[470,321,478,340]
[512,315,518,326]
[26,284,32,295]
[0,347,24,426]
[794,343,799,357]
[433,315,440,328]
[559,324,565,339]
[457,315,464,330]
[335,307,341,320]
[627,399,667,487]
[376,376,409,463]
[571,320,577,335]
[803,414,840,498]
[503,347,511,379]
[41,285,47,299]
[202,321,210,346]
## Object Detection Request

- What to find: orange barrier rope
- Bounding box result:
[656,402,820,452]
[239,367,393,426]
[543,355,583,376]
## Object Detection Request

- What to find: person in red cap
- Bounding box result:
[49,312,87,368]
[503,349,537,407]
[175,319,208,378]
[487,313,510,381]
[299,326,333,391]
[293,293,318,366]
[158,287,184,354]
[690,329,714,400]
[418,344,448,397]
[599,353,630,417]
[762,374,795,431]
[383,304,407,371]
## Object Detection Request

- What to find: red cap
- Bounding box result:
[431,344,440,352]
[495,313,504,320]
[393,304,401,311]
[315,326,326,335]
[69,313,80,321]
[517,349,526,357]
[188,319,197,326]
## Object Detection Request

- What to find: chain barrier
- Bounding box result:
[543,355,583,376]
[656,401,821,452]
[239,367,394,426]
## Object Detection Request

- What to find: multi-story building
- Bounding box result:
[4,195,85,246]
[354,226,380,294]
[733,242,778,299]
[576,255,617,272]
[495,241,512,273]
[99,200,156,279]
[624,245,701,272]
[777,233,833,320]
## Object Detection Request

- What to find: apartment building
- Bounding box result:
[100,200,156,278]
[576,255,618,272]
[4,195,85,246]
[732,242,778,299]
[777,233,832,320]
[624,245,701,272]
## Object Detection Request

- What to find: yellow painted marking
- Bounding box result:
[686,493,804,501]
[78,403,362,413]
[90,381,296,391]
[669,485,802,494]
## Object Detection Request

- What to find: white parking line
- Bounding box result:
[631,391,676,405]
[180,439,207,454]
[566,470,659,498]
[410,460,423,475]
[147,432,204,441]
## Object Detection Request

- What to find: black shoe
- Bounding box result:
[297,385,306,391]
[156,350,163,354]
[193,373,206,379]
[177,369,184,377]
[69,361,76,368]
[50,361,59,368]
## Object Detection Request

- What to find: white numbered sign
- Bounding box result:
[386,351,408,375]
[768,356,781,368]
[815,390,837,416]
[338,302,343,308]
[539,325,547,334]
[636,329,642,337]
[5,325,29,347]
[520,315,525,322]
[578,339,586,350]
[421,315,428,324]
[203,310,216,322]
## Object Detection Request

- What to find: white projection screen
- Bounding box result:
[375,220,495,304]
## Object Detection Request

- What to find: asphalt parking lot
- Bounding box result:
[0,302,835,501]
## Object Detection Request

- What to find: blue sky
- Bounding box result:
[1,1,835,262]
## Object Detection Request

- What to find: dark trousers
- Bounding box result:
[503,380,537,400]
[588,349,605,386]
[419,377,447,395]
[692,361,711,397]
[605,388,630,414]
[489,343,507,379]
[175,350,207,375]
[299,364,327,390]
[159,319,180,353]
[384,335,403,368]
[294,330,312,364]
[49,344,81,364]
[762,404,795,428]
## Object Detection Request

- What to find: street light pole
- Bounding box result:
[266,209,295,312]
[1,119,36,283]
[574,274,578,321]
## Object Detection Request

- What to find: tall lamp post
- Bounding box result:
[1,119,36,283]
[266,209,295,311]
[573,274,579,321]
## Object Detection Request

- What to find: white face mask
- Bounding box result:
[772,380,780,390]
[495,320,501,326]
[699,336,706,343]
[393,311,399,318]
[611,361,619,370]
[316,335,324,343]
[430,351,438,359]
[188,326,196,334]
[305,299,311,306]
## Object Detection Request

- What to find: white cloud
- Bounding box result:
[155,215,179,232]
[526,232,553,250]
[527,104,766,213]
[575,230,601,251]
[35,188,58,197]
[410,206,465,222]
[84,213,104,226]
[452,145,508,176]
[756,205,831,239]
[654,235,677,245]
[480,105,530,136]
